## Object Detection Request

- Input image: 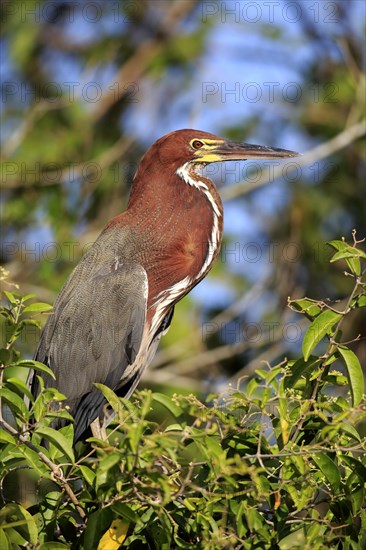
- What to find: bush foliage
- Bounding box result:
[0,237,365,549]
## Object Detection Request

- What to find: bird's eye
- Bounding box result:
[192,140,204,149]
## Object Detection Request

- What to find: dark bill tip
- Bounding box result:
[219,141,300,160]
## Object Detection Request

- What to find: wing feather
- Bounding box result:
[32,228,148,440]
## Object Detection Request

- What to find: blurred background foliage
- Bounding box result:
[1,0,365,394]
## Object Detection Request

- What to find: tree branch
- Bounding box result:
[91,0,199,122]
[221,119,366,201]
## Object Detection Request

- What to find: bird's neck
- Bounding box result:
[110,163,224,304]
[128,161,223,219]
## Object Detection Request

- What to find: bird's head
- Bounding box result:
[129,129,299,209]
[143,128,299,172]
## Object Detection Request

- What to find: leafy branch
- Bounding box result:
[0,234,365,549]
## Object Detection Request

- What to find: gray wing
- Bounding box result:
[32,236,147,441]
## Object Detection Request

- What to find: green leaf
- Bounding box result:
[330,250,364,262]
[337,346,364,406]
[246,507,265,531]
[288,298,322,318]
[85,437,110,448]
[353,294,366,308]
[47,424,74,462]
[331,249,366,261]
[341,455,366,483]
[0,429,16,444]
[79,465,96,487]
[341,422,363,442]
[279,528,305,549]
[22,294,36,302]
[0,528,10,550]
[302,310,341,361]
[152,393,183,418]
[164,423,184,432]
[18,446,50,476]
[112,501,139,523]
[328,240,366,258]
[2,526,27,545]
[3,291,17,305]
[6,377,33,401]
[97,453,120,474]
[35,426,75,464]
[11,360,55,378]
[23,302,53,314]
[312,453,341,491]
[0,387,28,416]
[19,318,41,330]
[94,383,125,422]
[284,356,321,389]
[334,254,360,275]
[46,409,74,422]
[95,454,121,489]
[0,503,38,545]
[327,240,365,275]
[83,509,112,549]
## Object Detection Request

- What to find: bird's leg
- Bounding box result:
[90,417,107,440]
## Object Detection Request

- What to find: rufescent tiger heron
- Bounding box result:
[31,129,299,442]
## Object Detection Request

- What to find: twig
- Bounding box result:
[0,419,87,521]
[1,136,134,190]
[91,0,198,122]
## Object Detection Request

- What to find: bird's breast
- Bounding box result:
[143,189,223,308]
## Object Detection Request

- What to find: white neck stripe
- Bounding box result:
[150,163,222,336]
[176,162,221,218]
